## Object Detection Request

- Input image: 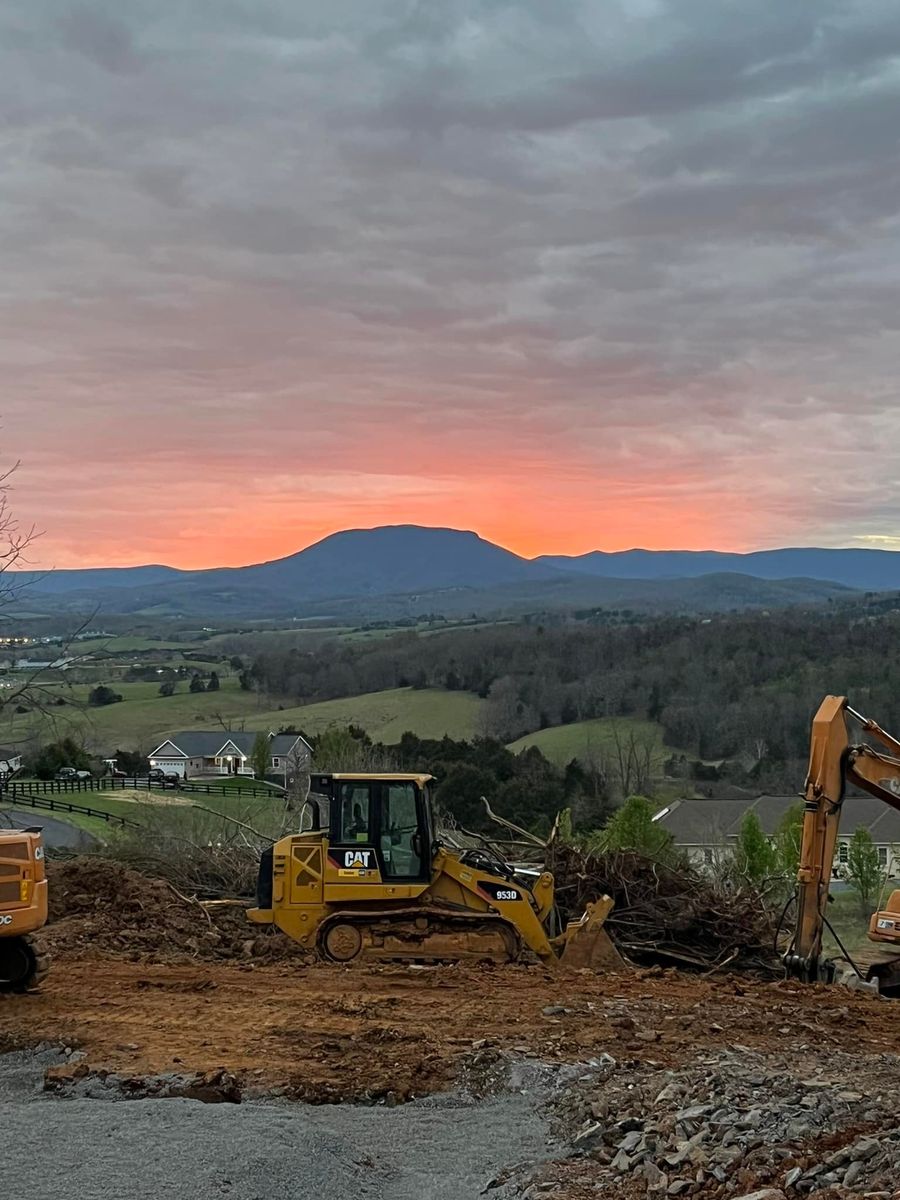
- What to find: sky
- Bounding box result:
[3,1,900,568]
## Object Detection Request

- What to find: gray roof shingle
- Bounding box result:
[152,731,309,758]
[657,793,900,844]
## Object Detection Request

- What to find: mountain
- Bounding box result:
[9,526,892,619]
[17,564,186,594]
[207,525,559,595]
[16,526,564,615]
[535,547,900,592]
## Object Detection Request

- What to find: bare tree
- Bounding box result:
[0,462,95,747]
[609,723,658,798]
[282,740,311,816]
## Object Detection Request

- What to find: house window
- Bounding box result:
[272,757,281,768]
[838,842,849,864]
[878,846,888,867]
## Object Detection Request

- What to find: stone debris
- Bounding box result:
[544,1046,900,1198]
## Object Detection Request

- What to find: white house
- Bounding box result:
[0,746,23,777]
[148,731,311,781]
[655,794,900,878]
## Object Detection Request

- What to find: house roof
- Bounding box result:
[656,793,900,845]
[0,746,23,759]
[150,731,310,758]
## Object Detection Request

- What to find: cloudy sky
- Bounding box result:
[3,1,900,567]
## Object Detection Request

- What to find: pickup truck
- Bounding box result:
[54,767,92,781]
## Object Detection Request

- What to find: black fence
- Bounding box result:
[7,776,283,800]
[3,788,140,828]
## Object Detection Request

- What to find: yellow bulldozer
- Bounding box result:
[249,772,621,969]
[0,825,49,992]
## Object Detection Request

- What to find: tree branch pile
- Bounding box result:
[546,842,781,974]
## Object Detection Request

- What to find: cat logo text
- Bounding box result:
[344,850,372,869]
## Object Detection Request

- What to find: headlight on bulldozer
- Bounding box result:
[19,880,29,902]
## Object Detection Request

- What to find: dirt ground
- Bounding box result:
[2,955,897,1104]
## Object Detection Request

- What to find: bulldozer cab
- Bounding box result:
[310,773,435,883]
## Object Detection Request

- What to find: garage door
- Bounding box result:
[152,759,186,776]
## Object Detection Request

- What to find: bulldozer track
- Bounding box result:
[316,905,523,965]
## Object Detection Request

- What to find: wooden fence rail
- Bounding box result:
[2,788,140,828]
[6,777,282,800]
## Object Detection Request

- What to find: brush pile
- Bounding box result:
[546,844,781,974]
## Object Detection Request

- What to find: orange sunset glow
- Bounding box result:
[3,4,899,571]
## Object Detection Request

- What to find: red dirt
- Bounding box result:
[3,858,896,1108]
[2,956,897,1104]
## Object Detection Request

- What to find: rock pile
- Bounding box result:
[550,1046,900,1198]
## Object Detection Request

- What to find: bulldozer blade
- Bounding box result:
[557,897,626,971]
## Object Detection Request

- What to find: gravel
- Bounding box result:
[538,1044,900,1197]
[1,1049,550,1200]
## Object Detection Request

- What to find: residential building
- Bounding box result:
[0,746,23,776]
[654,793,900,878]
[148,731,311,781]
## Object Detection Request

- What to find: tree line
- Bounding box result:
[244,604,900,787]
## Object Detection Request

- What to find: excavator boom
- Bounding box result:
[786,696,900,990]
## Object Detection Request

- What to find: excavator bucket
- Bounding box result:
[556,897,625,971]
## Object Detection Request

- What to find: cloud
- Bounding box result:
[1,1,900,565]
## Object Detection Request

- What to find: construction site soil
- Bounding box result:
[4,858,900,1197]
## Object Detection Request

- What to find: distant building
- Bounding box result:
[148,730,311,782]
[654,794,900,878]
[0,746,24,776]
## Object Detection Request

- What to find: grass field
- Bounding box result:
[1,682,485,753]
[2,678,266,751]
[85,637,201,653]
[1,783,286,842]
[508,716,679,768]
[246,687,485,743]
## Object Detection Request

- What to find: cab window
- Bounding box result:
[381,782,423,879]
[337,783,372,842]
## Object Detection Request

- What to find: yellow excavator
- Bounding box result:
[249,772,622,969]
[784,695,900,994]
[0,825,49,992]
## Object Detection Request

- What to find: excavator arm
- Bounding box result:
[785,695,900,982]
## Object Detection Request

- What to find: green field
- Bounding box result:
[1,677,265,751]
[1,784,285,842]
[508,716,678,768]
[85,637,200,653]
[1,681,485,754]
[246,687,485,743]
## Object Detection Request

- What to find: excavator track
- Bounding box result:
[0,934,49,994]
[317,906,523,965]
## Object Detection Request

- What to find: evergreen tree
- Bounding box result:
[775,804,804,875]
[250,732,270,779]
[847,827,885,917]
[734,811,777,882]
[601,795,672,857]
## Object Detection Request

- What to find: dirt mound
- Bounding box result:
[42,857,305,965]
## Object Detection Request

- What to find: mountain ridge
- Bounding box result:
[9,525,897,618]
[535,546,899,590]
